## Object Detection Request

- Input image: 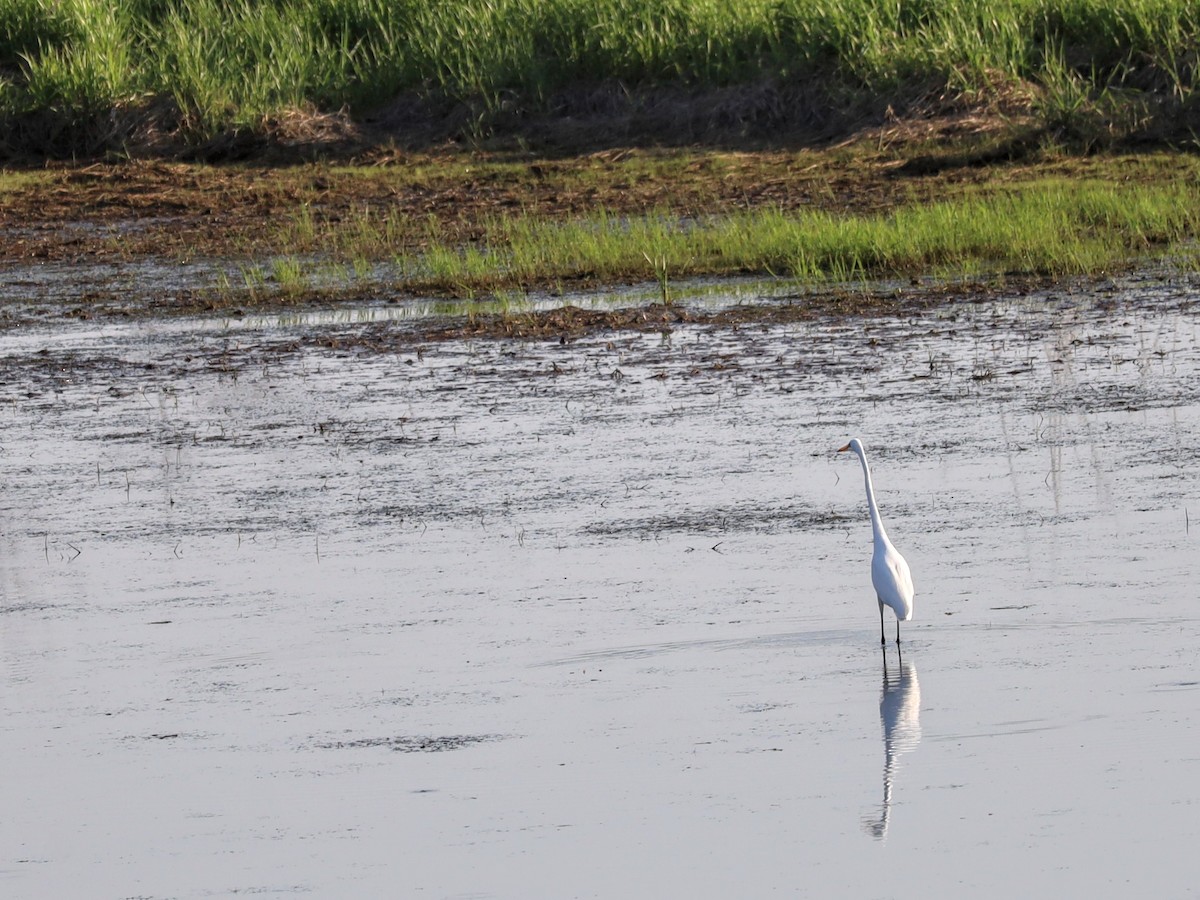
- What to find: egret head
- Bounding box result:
[837,438,864,456]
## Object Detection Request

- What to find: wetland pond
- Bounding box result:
[1,273,1198,897]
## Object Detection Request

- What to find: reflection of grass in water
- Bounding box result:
[421,289,531,320]
[494,288,532,316]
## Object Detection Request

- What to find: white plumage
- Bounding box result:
[838,438,914,644]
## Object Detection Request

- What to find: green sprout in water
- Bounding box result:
[643,252,672,306]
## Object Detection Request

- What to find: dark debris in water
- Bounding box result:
[584,505,856,538]
[316,734,501,752]
[0,601,64,615]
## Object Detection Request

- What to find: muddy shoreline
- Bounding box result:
[5,134,1198,340]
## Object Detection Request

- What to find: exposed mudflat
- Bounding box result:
[1,272,1198,897]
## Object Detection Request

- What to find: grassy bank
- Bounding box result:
[2,0,1199,156]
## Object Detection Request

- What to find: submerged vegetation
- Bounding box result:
[1,0,1199,156]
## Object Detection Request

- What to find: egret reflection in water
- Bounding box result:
[864,653,922,840]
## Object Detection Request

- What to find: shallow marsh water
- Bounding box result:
[0,274,1198,897]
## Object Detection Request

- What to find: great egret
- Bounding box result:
[837,438,914,644]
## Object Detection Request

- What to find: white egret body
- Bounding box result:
[838,438,914,644]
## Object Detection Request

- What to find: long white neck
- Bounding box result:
[855,449,889,544]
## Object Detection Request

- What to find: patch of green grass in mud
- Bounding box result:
[278,176,1200,304]
[6,144,1199,325]
[0,169,49,193]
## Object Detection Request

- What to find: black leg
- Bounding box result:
[879,606,885,646]
[895,620,901,645]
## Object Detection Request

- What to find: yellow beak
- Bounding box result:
[837,443,851,453]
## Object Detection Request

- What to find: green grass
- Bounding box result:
[0,169,48,192]
[2,0,1200,152]
[277,178,1200,298]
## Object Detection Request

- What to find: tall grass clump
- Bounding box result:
[3,0,1200,153]
[6,1,134,119]
[0,0,80,65]
[150,0,334,137]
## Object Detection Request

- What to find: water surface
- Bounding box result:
[1,275,1197,897]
